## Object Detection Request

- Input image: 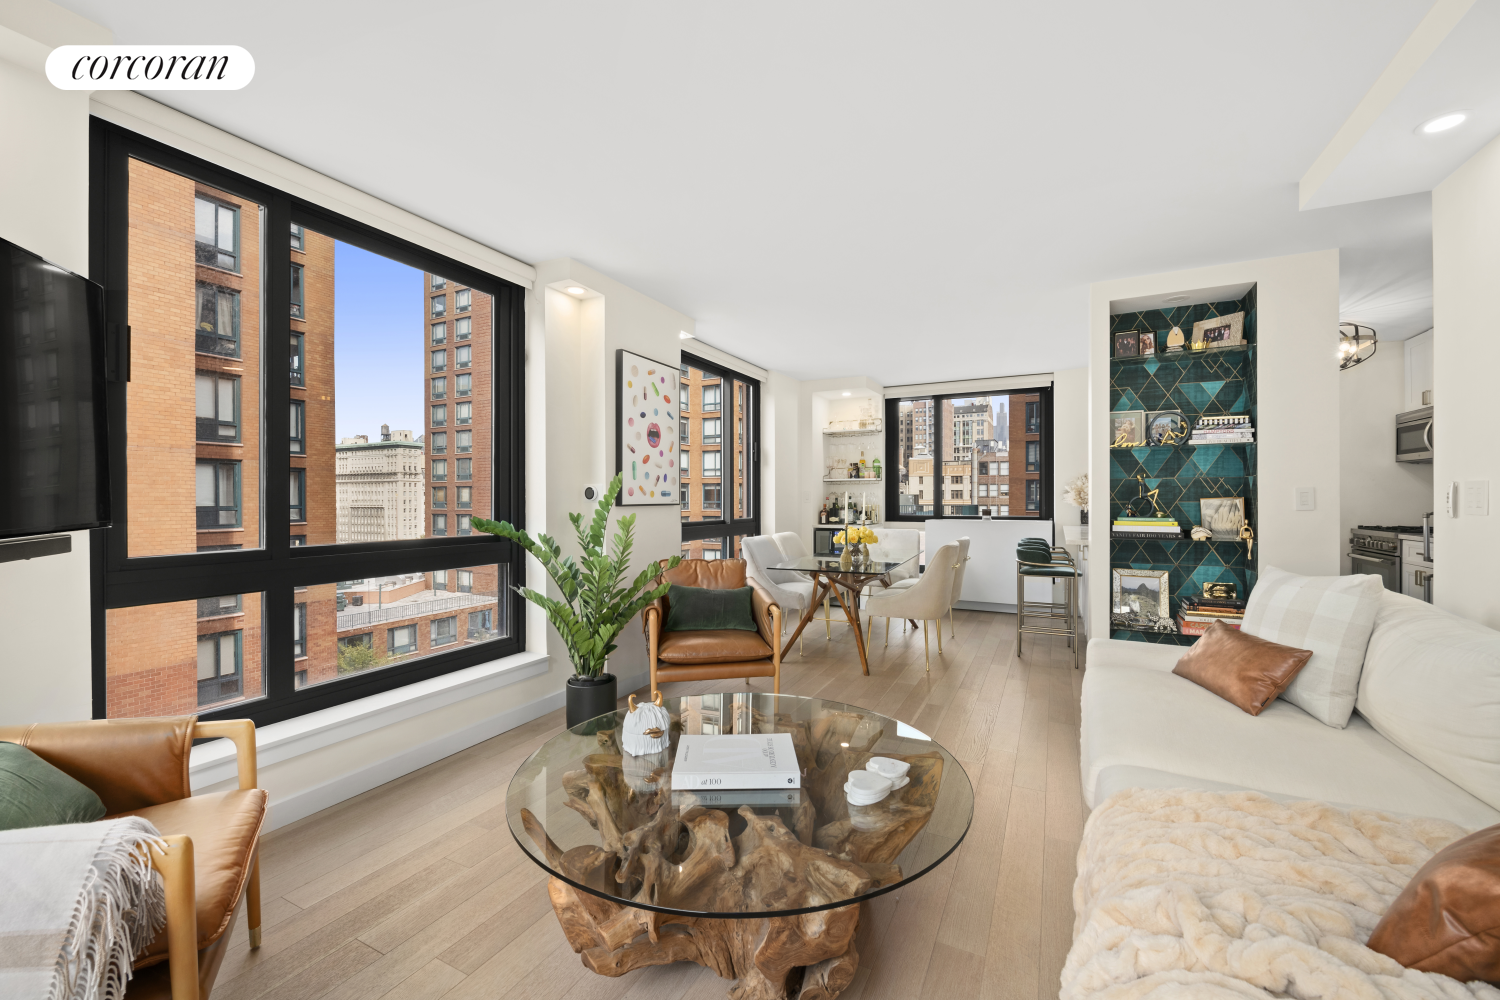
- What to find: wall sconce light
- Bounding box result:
[1338,321,1377,371]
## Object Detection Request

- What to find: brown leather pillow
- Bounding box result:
[1172,620,1312,716]
[1367,824,1500,983]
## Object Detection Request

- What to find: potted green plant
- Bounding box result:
[471,474,680,729]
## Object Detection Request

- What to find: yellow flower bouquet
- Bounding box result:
[833,527,878,546]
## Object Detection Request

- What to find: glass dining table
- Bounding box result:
[507,692,973,1000]
[767,554,916,674]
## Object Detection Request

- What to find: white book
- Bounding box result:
[671,733,802,790]
[671,788,804,809]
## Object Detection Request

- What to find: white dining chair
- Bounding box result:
[777,530,848,639]
[864,542,959,671]
[948,535,971,638]
[743,535,815,655]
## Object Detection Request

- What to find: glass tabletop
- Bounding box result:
[506,693,973,918]
[767,554,916,576]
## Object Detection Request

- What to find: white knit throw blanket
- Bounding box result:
[0,817,167,1000]
[1065,788,1500,1000]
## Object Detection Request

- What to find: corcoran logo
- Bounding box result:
[46,46,254,90]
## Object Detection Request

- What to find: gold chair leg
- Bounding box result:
[825,595,831,639]
[247,852,262,948]
[885,615,890,648]
[923,620,930,671]
[937,620,943,654]
[950,607,956,639]
[867,614,875,649]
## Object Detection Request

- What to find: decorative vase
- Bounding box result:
[839,545,853,571]
[1080,510,1089,525]
[566,672,618,730]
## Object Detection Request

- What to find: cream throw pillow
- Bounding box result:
[1239,566,1384,728]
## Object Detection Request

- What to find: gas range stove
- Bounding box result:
[1351,524,1431,555]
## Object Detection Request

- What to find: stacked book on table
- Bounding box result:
[1176,595,1247,636]
[1111,516,1183,540]
[1189,414,1254,445]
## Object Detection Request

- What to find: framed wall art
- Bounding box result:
[1138,331,1156,356]
[617,349,680,505]
[1112,331,1139,358]
[1191,311,1245,350]
[1145,409,1188,446]
[1112,568,1170,617]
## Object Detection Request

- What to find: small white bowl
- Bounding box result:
[866,757,910,781]
[846,770,892,796]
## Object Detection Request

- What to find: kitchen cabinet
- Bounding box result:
[1400,537,1433,603]
[1404,330,1434,411]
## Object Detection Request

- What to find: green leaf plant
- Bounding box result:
[471,473,681,680]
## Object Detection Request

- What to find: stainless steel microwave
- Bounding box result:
[1396,406,1433,463]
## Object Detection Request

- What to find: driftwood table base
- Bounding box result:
[546,875,862,1000]
[512,702,962,1000]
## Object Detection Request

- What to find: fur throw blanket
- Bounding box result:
[1064,788,1500,1000]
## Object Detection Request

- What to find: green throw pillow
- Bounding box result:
[0,741,107,831]
[666,584,759,632]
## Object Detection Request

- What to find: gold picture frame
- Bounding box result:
[1110,410,1146,448]
[1112,568,1170,618]
[1191,312,1244,350]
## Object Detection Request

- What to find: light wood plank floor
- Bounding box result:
[211,609,1087,1000]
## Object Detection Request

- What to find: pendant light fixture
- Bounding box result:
[1338,322,1377,371]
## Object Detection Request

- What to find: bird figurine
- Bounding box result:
[1190,525,1213,541]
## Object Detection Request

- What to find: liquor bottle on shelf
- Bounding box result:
[818,503,827,525]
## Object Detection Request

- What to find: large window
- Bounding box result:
[679,354,758,558]
[95,122,526,727]
[195,372,239,442]
[885,387,1051,520]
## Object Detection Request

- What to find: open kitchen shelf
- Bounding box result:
[1107,287,1259,646]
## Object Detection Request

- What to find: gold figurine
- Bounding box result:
[1239,523,1255,560]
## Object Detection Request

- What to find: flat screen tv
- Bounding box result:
[0,236,110,539]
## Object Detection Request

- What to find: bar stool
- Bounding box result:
[1015,541,1081,669]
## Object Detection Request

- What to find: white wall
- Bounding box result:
[1432,133,1500,628]
[1339,346,1433,573]
[1088,251,1343,637]
[761,370,803,536]
[0,4,109,723]
[1051,367,1088,529]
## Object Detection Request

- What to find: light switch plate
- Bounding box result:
[1446,481,1460,517]
[1463,480,1490,516]
[1294,486,1316,511]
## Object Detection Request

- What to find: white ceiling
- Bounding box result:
[62,0,1452,380]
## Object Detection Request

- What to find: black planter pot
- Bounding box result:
[566,673,618,730]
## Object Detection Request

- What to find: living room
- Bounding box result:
[1,2,1498,999]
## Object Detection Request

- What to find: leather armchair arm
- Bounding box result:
[195,719,258,791]
[748,578,781,650]
[642,600,663,642]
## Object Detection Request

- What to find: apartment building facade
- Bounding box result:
[1009,392,1043,516]
[335,427,425,543]
[106,160,336,717]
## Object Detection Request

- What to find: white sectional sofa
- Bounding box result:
[1080,589,1500,829]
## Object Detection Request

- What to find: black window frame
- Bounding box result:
[289,262,304,318]
[196,459,241,529]
[194,195,239,272]
[197,629,244,707]
[289,400,305,454]
[676,352,760,551]
[290,467,306,523]
[883,384,1054,523]
[90,119,528,728]
[289,222,304,251]
[194,281,240,357]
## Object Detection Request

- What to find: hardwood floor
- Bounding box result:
[211,610,1087,1000]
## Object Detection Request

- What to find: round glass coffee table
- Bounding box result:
[506,693,973,1000]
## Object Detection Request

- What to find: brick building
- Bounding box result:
[678,364,748,559]
[105,159,336,717]
[1008,392,1043,516]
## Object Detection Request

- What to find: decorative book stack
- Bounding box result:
[1189,414,1254,445]
[1112,516,1183,540]
[1175,595,1247,636]
[671,733,801,790]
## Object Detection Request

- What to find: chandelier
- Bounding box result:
[1338,322,1377,371]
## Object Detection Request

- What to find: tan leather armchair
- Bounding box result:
[642,559,781,698]
[0,717,267,1000]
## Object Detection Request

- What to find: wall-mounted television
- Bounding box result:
[0,236,110,539]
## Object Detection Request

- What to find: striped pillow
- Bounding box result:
[1240,566,1384,728]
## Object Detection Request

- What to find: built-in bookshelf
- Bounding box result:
[1107,287,1259,645]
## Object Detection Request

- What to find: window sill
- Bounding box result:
[190,647,550,789]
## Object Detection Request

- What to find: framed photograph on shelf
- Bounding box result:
[1145,409,1188,446]
[1112,332,1139,358]
[1191,312,1245,350]
[1112,568,1170,617]
[1138,331,1156,355]
[1109,410,1146,448]
[1199,496,1246,541]
[616,349,680,506]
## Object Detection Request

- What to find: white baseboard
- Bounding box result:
[955,600,1015,614]
[261,682,564,831]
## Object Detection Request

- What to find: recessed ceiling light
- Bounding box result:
[1419,112,1467,135]
[566,285,586,295]
[841,392,852,397]
[679,330,695,339]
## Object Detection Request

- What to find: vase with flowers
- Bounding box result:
[1063,473,1090,525]
[833,525,878,569]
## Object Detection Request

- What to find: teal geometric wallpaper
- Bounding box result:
[1108,288,1258,645]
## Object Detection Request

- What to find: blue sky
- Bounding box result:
[333,241,422,442]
